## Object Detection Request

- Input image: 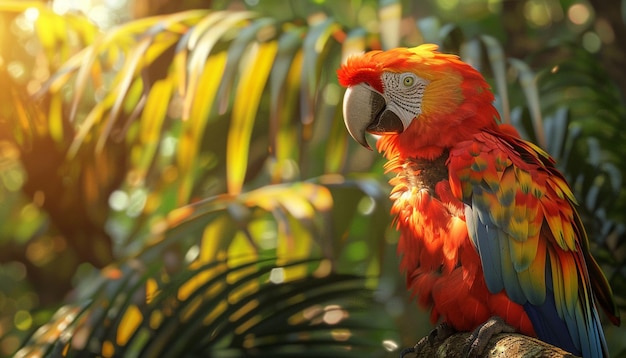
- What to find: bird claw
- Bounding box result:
[398,346,416,358]
[399,322,456,357]
[464,316,515,357]
[424,322,456,346]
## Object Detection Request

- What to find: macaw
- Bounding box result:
[337,44,620,357]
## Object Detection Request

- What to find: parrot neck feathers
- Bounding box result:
[338,44,502,160]
[375,53,501,160]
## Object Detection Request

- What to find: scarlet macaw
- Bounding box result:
[337,44,620,357]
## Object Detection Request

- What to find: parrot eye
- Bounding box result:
[401,73,416,87]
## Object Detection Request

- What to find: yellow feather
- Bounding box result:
[561,254,580,315]
[510,230,538,271]
[517,237,546,305]
[549,250,566,319]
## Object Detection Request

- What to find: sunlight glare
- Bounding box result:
[105,0,126,9]
[88,5,115,29]
[24,8,40,22]
[52,0,71,15]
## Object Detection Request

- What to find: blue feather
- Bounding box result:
[523,258,608,357]
[467,192,526,303]
[465,203,504,294]
[497,233,527,304]
[524,293,579,355]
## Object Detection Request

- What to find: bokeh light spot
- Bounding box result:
[323,83,340,106]
[357,196,376,215]
[383,339,399,352]
[185,245,200,263]
[313,259,332,278]
[14,310,32,331]
[303,305,322,320]
[7,61,26,80]
[101,340,115,358]
[0,335,20,356]
[52,0,71,14]
[323,305,347,325]
[1,168,25,192]
[160,136,178,157]
[25,236,55,267]
[357,5,377,33]
[24,8,39,22]
[331,329,351,341]
[269,267,285,284]
[127,189,147,217]
[582,31,601,53]
[437,0,460,12]
[568,3,591,25]
[109,190,129,211]
[524,0,552,27]
[20,203,39,222]
[484,0,501,12]
[8,262,27,281]
[105,0,126,10]
[594,18,615,44]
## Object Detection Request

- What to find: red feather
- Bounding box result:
[338,44,619,357]
[391,152,536,336]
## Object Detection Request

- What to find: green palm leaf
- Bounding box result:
[4,2,626,357]
[5,7,392,268]
[16,257,396,358]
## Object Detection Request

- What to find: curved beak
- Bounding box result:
[342,84,404,150]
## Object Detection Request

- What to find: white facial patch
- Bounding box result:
[381,72,429,130]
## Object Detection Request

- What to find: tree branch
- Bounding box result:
[404,332,578,358]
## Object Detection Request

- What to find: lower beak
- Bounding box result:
[342,84,404,150]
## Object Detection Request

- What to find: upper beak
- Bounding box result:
[342,84,404,150]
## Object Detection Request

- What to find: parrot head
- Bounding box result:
[337,44,499,158]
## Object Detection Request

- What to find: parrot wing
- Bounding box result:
[448,129,619,357]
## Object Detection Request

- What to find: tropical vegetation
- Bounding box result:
[0,0,624,356]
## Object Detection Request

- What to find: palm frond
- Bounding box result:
[22,9,382,254]
[4,2,626,356]
[530,45,626,312]
[16,257,396,358]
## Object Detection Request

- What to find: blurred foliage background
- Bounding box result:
[0,0,625,357]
